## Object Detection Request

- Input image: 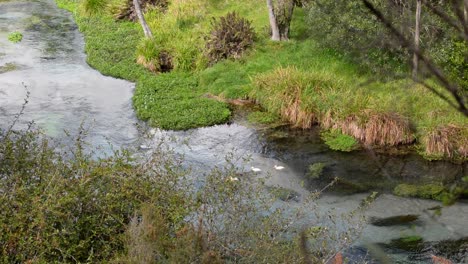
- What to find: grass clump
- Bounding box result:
[247,111,279,125]
[205,12,255,64]
[421,125,468,161]
[7,31,23,43]
[251,67,348,128]
[321,129,358,152]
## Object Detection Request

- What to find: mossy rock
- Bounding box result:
[393,183,446,200]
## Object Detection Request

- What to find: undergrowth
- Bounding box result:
[0,118,370,262]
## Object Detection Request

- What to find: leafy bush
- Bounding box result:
[7,31,23,43]
[205,12,255,64]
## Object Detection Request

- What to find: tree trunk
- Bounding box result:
[133,0,153,38]
[412,0,421,79]
[267,0,281,41]
[278,1,294,40]
[464,0,467,23]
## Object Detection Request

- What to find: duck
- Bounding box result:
[251,166,261,172]
[139,144,151,150]
[274,165,285,170]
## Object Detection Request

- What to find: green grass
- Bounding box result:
[7,31,23,43]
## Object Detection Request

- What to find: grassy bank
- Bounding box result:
[55,0,466,161]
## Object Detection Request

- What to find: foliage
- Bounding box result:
[80,0,107,15]
[304,0,468,94]
[321,129,359,152]
[205,12,255,64]
[0,127,189,262]
[7,31,23,43]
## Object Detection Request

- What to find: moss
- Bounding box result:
[388,236,424,251]
[393,183,447,201]
[321,130,359,152]
[7,31,23,43]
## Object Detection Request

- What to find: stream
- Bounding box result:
[1,0,467,263]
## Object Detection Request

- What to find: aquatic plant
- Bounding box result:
[0,62,18,73]
[7,31,23,43]
[307,162,326,179]
[393,183,446,200]
[321,129,359,152]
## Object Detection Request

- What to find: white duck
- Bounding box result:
[274,165,285,170]
[251,166,261,172]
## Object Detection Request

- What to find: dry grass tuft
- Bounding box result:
[423,125,468,159]
[322,111,414,147]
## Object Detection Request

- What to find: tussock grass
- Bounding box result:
[423,125,468,161]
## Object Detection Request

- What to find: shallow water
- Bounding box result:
[0,0,138,150]
[1,0,467,262]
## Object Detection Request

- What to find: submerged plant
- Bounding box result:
[321,129,358,152]
[7,31,23,43]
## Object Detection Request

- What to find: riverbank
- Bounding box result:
[54,0,466,162]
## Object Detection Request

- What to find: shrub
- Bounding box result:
[0,126,189,262]
[205,12,255,64]
[7,31,23,43]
